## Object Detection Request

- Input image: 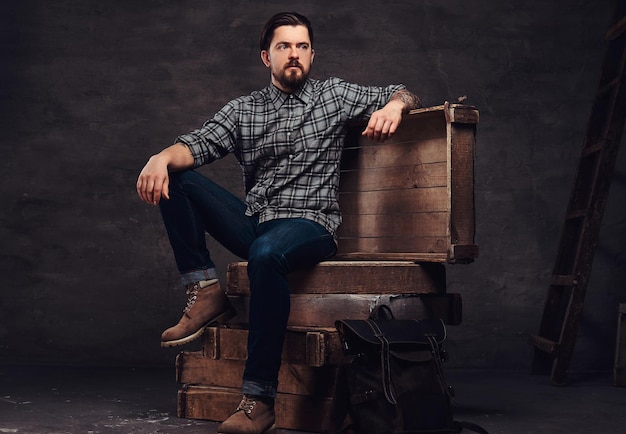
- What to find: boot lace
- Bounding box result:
[183,283,200,314]
[236,396,257,418]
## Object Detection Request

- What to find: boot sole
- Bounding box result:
[160,307,237,348]
[217,423,277,434]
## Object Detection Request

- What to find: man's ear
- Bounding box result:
[261,50,271,67]
[311,49,315,63]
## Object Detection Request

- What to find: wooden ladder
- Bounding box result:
[529,7,626,386]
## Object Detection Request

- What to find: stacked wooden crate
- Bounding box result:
[176,103,480,432]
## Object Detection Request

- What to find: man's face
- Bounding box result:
[261,24,315,93]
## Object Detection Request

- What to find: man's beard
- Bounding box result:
[274,63,309,91]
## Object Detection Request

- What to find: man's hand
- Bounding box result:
[362,89,421,143]
[361,100,405,143]
[136,143,194,206]
[137,154,170,206]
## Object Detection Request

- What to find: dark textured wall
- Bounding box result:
[1,0,624,372]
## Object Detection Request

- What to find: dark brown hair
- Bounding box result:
[259,12,314,51]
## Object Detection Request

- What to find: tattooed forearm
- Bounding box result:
[390,89,422,113]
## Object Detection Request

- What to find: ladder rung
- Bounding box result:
[581,141,605,157]
[551,274,579,287]
[566,209,588,220]
[596,77,620,96]
[528,335,559,355]
[606,15,626,41]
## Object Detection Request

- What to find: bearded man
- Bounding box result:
[136,11,420,434]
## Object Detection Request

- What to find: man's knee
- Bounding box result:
[248,239,288,274]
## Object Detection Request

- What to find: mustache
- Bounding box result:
[285,60,303,69]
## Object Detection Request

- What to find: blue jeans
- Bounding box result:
[159,170,337,398]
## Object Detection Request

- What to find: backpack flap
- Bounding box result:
[335,317,446,361]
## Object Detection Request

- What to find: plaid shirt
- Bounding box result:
[177,77,404,235]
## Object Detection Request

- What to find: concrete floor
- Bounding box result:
[1,364,625,434]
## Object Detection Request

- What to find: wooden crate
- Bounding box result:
[226,260,459,327]
[177,351,337,396]
[177,333,338,429]
[337,103,479,263]
[178,385,331,432]
[227,260,447,295]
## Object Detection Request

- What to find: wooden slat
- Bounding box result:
[177,352,242,387]
[178,385,332,431]
[201,326,342,366]
[448,122,477,251]
[202,326,220,359]
[178,385,237,422]
[341,136,446,171]
[227,293,456,328]
[336,237,450,257]
[339,186,449,214]
[176,352,337,396]
[447,105,480,123]
[338,212,448,239]
[227,260,447,295]
[336,246,477,263]
[339,162,447,191]
[335,251,450,262]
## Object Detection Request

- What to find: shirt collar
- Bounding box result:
[267,78,314,110]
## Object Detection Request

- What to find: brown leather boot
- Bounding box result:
[161,280,236,347]
[217,395,276,434]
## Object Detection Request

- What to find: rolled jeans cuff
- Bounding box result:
[242,378,277,398]
[180,268,219,286]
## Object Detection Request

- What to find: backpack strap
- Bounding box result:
[366,319,397,405]
[427,335,455,399]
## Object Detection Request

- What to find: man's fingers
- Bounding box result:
[137,177,150,204]
[362,120,390,142]
[361,110,402,142]
[161,178,170,201]
[148,179,158,205]
[136,173,167,206]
